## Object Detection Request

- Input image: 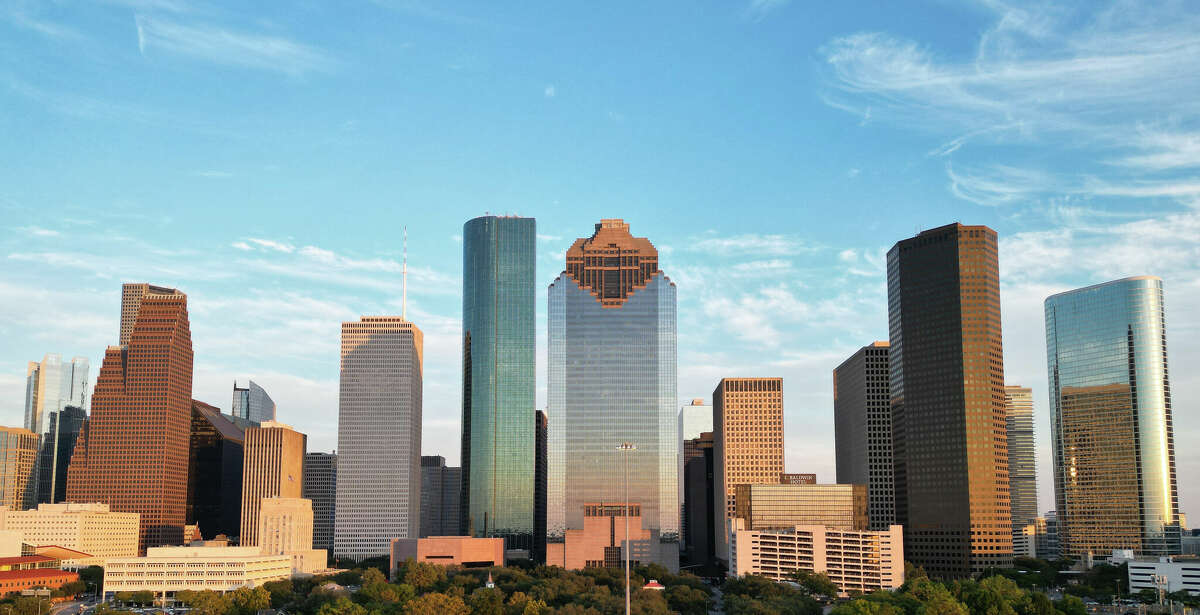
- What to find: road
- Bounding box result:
[49,601,83,615]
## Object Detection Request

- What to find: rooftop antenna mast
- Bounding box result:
[402,225,408,321]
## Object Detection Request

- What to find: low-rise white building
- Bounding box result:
[0,503,138,567]
[1127,557,1200,596]
[257,497,327,574]
[103,545,291,602]
[729,519,904,595]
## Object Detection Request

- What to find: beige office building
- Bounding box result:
[0,502,139,566]
[0,427,39,511]
[103,545,292,601]
[713,377,784,561]
[729,519,904,594]
[734,483,868,532]
[240,421,306,547]
[257,497,326,574]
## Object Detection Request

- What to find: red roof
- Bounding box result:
[0,556,56,566]
[642,580,665,590]
[0,569,76,581]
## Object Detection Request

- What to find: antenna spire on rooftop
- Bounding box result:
[403,225,408,321]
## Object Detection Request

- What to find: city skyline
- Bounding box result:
[2,1,1200,523]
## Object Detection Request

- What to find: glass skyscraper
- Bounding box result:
[547,219,678,571]
[24,354,89,436]
[232,380,276,424]
[460,215,536,552]
[1045,276,1181,557]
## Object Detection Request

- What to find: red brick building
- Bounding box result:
[0,555,78,596]
[66,286,193,552]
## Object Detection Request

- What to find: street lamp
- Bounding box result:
[616,442,637,615]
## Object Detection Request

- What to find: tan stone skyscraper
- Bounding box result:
[119,283,181,346]
[240,421,306,547]
[0,426,39,510]
[712,377,784,561]
[67,284,192,552]
[888,223,1011,577]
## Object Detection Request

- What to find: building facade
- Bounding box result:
[460,215,536,551]
[888,223,1012,577]
[1005,386,1038,554]
[547,219,678,571]
[0,428,40,511]
[67,284,191,552]
[0,502,140,565]
[729,520,904,594]
[24,354,89,436]
[535,410,547,563]
[257,497,326,574]
[713,377,784,561]
[232,381,276,425]
[678,398,711,552]
[733,483,869,532]
[419,456,461,538]
[1127,557,1200,596]
[240,421,306,547]
[335,316,423,560]
[302,452,337,551]
[834,342,894,531]
[0,555,78,596]
[683,433,714,568]
[1045,277,1182,557]
[37,406,86,505]
[1035,512,1059,561]
[390,536,504,572]
[103,545,291,600]
[546,503,665,570]
[188,401,248,540]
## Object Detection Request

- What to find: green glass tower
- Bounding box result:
[461,215,536,552]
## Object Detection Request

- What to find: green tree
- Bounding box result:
[831,598,903,615]
[262,580,296,609]
[664,584,710,615]
[467,587,504,615]
[792,570,840,601]
[11,597,51,615]
[1054,595,1087,615]
[177,589,233,615]
[520,599,547,615]
[317,597,367,615]
[1135,589,1157,604]
[229,586,270,615]
[960,576,1024,615]
[401,562,446,591]
[401,593,469,615]
[78,566,104,593]
[131,591,155,607]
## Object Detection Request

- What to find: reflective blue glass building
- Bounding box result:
[461,215,536,551]
[547,219,679,571]
[1045,276,1182,557]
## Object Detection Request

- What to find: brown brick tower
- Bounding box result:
[67,286,192,553]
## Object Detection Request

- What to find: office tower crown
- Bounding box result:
[564,219,661,307]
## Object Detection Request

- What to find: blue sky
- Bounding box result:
[2,0,1198,520]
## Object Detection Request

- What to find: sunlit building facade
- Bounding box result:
[460,215,536,550]
[66,285,192,552]
[733,483,868,532]
[547,219,678,571]
[1005,386,1038,555]
[0,427,39,510]
[888,224,1012,577]
[713,378,784,562]
[1045,276,1182,557]
[335,316,423,560]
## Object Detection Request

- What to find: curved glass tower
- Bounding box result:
[1045,276,1181,557]
[461,216,536,551]
[547,219,678,571]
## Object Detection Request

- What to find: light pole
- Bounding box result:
[617,442,637,615]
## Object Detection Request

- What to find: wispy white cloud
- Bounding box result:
[3,6,81,39]
[689,232,817,256]
[245,238,295,253]
[14,226,60,238]
[134,15,335,76]
[543,84,556,98]
[820,2,1200,207]
[745,0,790,21]
[192,170,234,178]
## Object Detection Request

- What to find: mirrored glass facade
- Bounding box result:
[461,216,536,551]
[1045,276,1181,557]
[547,220,678,571]
[1004,386,1037,545]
